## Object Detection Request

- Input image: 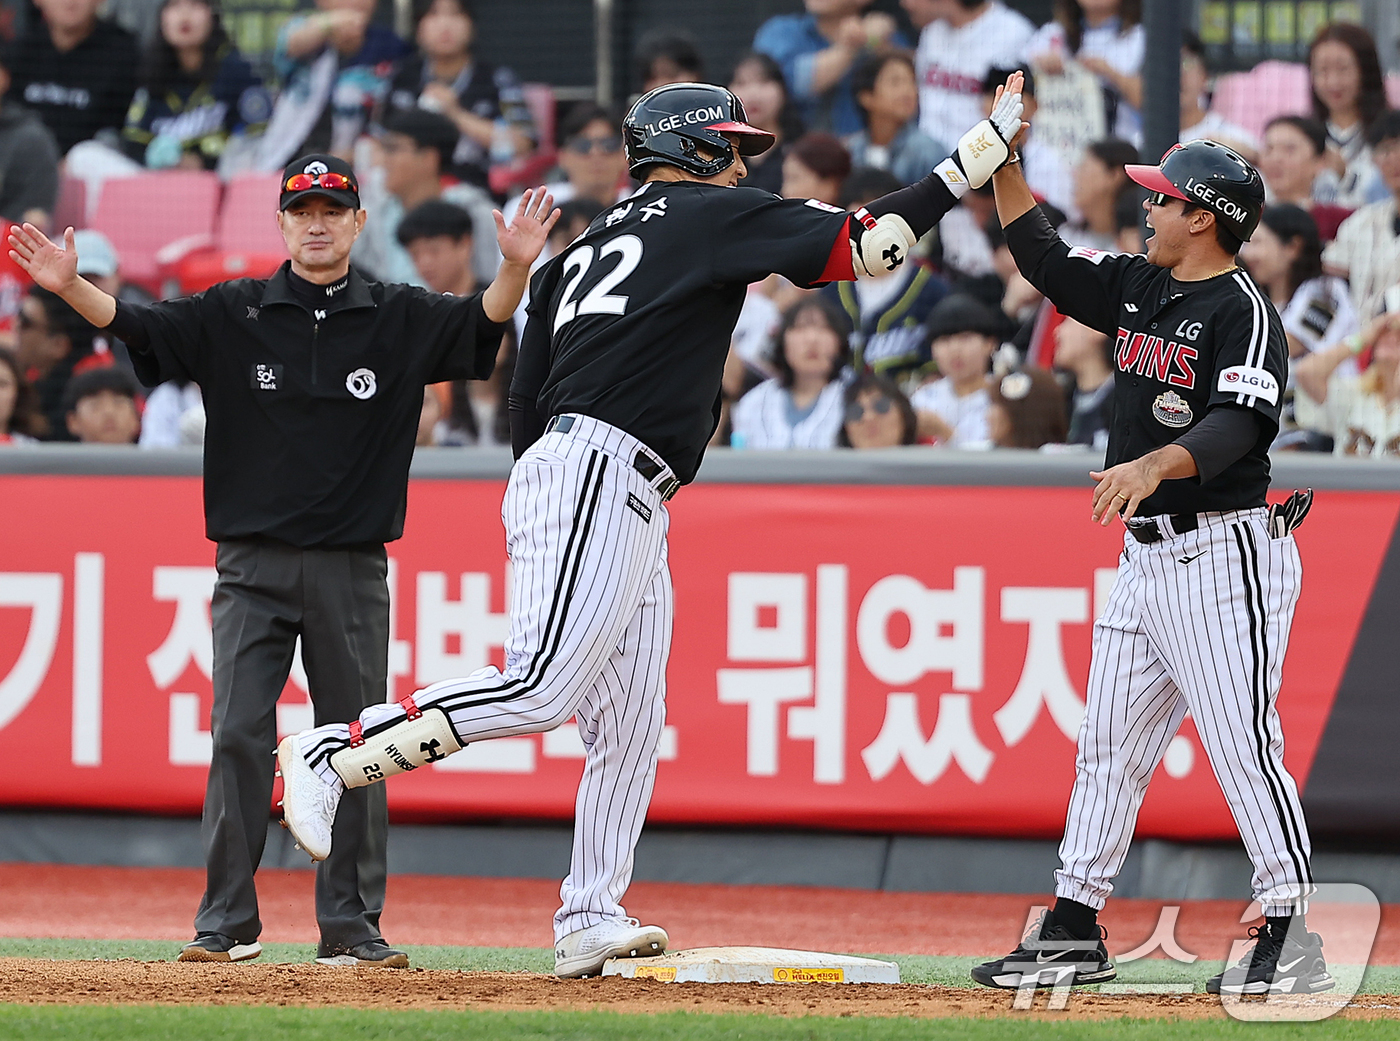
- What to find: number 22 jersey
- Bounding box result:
[512,179,853,483]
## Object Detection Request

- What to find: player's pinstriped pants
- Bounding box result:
[1056,508,1314,918]
[300,414,674,941]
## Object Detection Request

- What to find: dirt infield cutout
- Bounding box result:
[1,960,1397,1020]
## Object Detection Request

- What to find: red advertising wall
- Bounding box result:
[0,475,1394,840]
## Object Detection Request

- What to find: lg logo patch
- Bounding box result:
[346,368,377,400]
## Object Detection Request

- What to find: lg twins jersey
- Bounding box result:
[1012,213,1286,515]
[516,180,851,482]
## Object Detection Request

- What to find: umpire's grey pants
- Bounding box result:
[194,536,389,947]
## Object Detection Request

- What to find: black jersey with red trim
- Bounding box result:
[1005,207,1285,516]
[511,180,854,483]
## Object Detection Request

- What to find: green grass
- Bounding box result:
[0,1006,1398,1041]
[1,938,1397,996]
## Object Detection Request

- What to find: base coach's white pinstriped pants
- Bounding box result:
[300,414,674,941]
[1056,508,1314,918]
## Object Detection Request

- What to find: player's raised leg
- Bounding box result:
[278,421,668,855]
[554,560,673,977]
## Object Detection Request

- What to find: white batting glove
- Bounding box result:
[988,88,1024,145]
[948,90,1022,190]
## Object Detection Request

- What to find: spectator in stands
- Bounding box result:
[1308,22,1388,210]
[1177,29,1256,160]
[397,198,510,445]
[822,166,949,376]
[635,28,703,93]
[1296,288,1400,457]
[1112,188,1144,253]
[986,367,1068,449]
[905,0,1033,155]
[1024,0,1143,145]
[382,0,535,190]
[415,384,441,446]
[63,365,140,444]
[6,0,138,155]
[516,103,629,215]
[0,347,42,444]
[0,45,60,230]
[909,293,1004,446]
[1063,138,1138,251]
[845,51,946,186]
[730,296,850,450]
[256,0,408,168]
[782,131,851,206]
[121,0,266,171]
[1258,115,1355,243]
[839,371,918,447]
[18,286,108,439]
[729,52,804,195]
[1324,112,1400,323]
[752,0,904,136]
[1243,204,1356,446]
[353,108,498,288]
[979,66,1073,220]
[1052,316,1112,450]
[139,377,202,447]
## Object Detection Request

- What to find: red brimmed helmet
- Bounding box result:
[622,82,775,179]
[1125,139,1265,241]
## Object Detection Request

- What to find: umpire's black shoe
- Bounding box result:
[315,938,410,968]
[177,933,262,962]
[971,913,1116,989]
[1206,925,1335,995]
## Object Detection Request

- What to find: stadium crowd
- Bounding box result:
[1,0,1399,457]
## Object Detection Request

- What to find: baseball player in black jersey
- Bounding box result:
[276,77,1028,978]
[971,129,1328,995]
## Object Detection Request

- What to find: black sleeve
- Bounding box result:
[107,295,205,388]
[508,308,550,458]
[421,290,509,383]
[1003,205,1140,336]
[1174,405,1261,484]
[708,190,853,287]
[861,164,959,240]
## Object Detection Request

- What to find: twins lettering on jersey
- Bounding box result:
[1113,327,1198,389]
[641,105,725,136]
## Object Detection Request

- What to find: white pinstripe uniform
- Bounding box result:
[1016,226,1313,918]
[299,416,675,939]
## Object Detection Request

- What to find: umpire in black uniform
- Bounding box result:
[8,156,558,966]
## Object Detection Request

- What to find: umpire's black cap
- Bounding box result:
[280,154,360,211]
[623,82,774,179]
[1126,140,1264,242]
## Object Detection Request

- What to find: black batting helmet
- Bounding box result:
[622,82,774,179]
[1125,139,1265,241]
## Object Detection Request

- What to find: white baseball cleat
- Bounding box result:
[275,735,341,862]
[554,917,669,978]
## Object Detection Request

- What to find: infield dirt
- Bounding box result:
[1,960,1397,1022]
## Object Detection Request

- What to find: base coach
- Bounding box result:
[9,156,558,966]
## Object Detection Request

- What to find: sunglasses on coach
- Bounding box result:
[845,397,894,423]
[283,172,356,192]
[567,135,624,155]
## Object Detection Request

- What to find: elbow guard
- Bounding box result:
[850,208,917,278]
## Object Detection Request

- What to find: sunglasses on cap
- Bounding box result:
[845,397,894,423]
[283,171,355,192]
[567,135,623,155]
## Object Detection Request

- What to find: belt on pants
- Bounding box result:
[1125,513,1198,544]
[545,414,681,501]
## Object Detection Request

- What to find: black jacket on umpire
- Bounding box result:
[111,263,506,547]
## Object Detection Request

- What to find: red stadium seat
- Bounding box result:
[91,171,221,293]
[218,173,288,256]
[162,248,286,297]
[1209,62,1310,142]
[52,177,87,232]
